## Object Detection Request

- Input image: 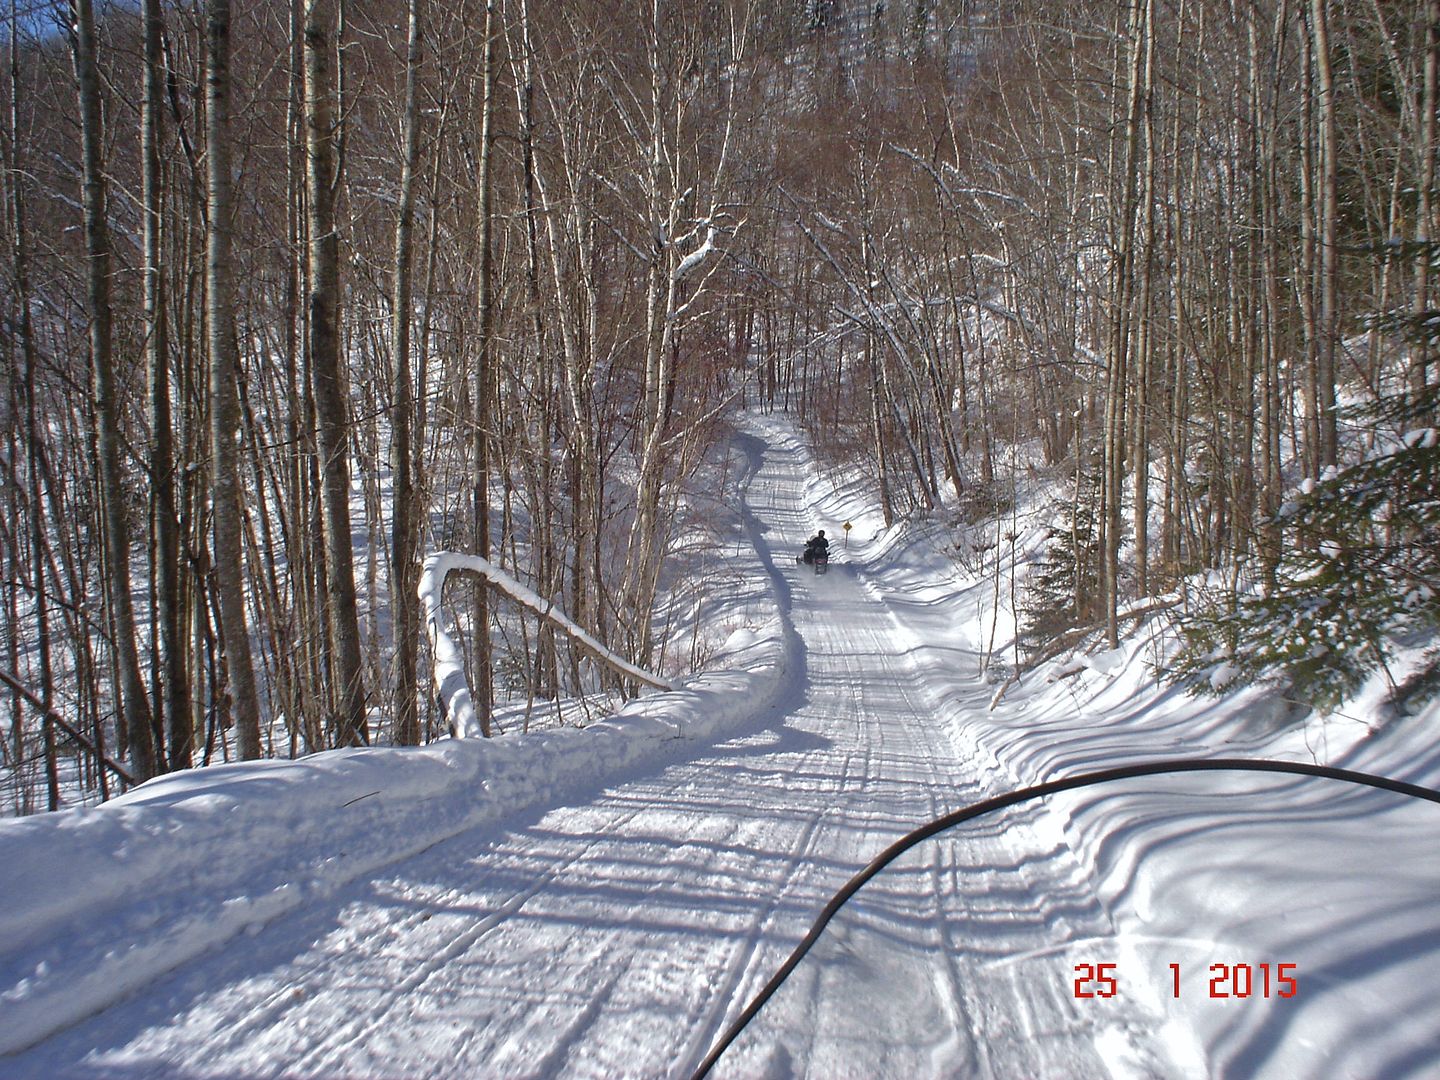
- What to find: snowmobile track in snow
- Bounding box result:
[5,416,1188,1079]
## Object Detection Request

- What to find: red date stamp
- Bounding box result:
[1073,962,1298,999]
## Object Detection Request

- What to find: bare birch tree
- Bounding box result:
[305,0,368,747]
[144,0,190,770]
[206,0,263,761]
[470,0,496,737]
[72,0,157,780]
[389,0,424,746]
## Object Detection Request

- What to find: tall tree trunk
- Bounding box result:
[470,0,496,737]
[1131,0,1155,599]
[1102,0,1146,648]
[389,0,423,745]
[205,0,264,761]
[1414,0,1438,403]
[1297,14,1321,479]
[624,0,679,670]
[1309,0,1339,467]
[73,0,157,781]
[305,0,368,746]
[863,230,894,526]
[1256,0,1289,568]
[284,0,323,753]
[11,0,55,806]
[144,0,190,771]
[512,0,607,660]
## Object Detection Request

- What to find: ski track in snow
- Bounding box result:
[0,418,1255,1078]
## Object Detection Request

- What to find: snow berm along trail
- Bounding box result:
[2,414,1437,1078]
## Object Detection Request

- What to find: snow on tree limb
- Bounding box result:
[671,226,716,283]
[419,551,675,738]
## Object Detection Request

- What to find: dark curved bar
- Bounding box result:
[689,758,1440,1079]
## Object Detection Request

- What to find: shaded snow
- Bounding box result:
[1,413,1436,1078]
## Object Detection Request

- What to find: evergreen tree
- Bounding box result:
[1020,470,1102,658]
[1171,383,1440,712]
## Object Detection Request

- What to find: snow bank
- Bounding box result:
[702,414,1438,1079]
[828,469,1440,1079]
[0,441,790,1058]
[0,652,787,1057]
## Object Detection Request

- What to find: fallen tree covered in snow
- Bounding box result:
[418,551,675,738]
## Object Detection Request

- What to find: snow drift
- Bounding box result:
[0,550,788,1058]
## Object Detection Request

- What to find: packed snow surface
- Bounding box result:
[2,413,1438,1078]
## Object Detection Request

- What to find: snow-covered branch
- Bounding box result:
[672,225,717,284]
[419,552,675,739]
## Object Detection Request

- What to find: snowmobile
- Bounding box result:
[798,543,830,575]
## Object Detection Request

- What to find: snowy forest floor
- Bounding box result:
[2,413,1438,1078]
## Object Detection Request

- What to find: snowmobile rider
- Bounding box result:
[801,530,830,565]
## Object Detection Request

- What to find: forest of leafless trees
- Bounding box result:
[2,0,1436,813]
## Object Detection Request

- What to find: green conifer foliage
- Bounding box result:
[1172,385,1440,712]
[1020,471,1102,658]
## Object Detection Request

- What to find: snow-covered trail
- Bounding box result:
[8,420,1180,1079]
